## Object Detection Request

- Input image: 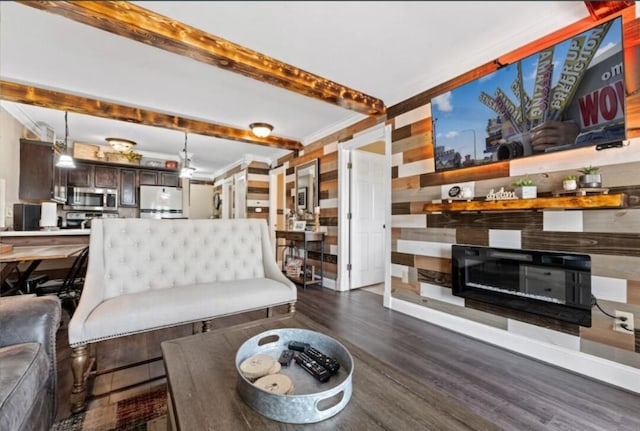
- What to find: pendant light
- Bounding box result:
[56,111,76,169]
[179,132,196,179]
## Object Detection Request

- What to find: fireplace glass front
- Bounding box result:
[452,245,592,327]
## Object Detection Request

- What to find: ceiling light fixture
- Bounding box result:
[249,122,273,138]
[56,111,76,169]
[179,132,196,179]
[106,137,137,153]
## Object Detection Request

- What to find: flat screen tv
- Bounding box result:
[432,16,625,171]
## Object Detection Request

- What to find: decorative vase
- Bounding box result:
[579,174,601,188]
[517,186,537,199]
[563,179,577,191]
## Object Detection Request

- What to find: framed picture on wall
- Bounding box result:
[297,187,307,210]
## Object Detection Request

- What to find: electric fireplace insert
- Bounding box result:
[451,245,592,327]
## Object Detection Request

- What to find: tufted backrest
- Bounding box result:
[91,218,267,300]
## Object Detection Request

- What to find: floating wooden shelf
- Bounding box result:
[423,193,628,213]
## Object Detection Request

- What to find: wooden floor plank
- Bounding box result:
[55,287,640,430]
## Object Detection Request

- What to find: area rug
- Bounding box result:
[52,385,167,431]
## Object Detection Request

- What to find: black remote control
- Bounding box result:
[304,347,340,374]
[294,352,331,383]
[288,341,310,352]
[278,349,294,366]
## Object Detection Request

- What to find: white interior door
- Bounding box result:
[350,149,385,289]
[221,178,233,219]
[234,172,247,218]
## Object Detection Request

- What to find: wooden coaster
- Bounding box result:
[268,361,281,375]
[240,354,276,380]
[253,373,293,395]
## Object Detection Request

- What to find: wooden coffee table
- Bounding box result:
[161,313,499,430]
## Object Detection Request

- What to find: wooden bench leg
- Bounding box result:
[288,302,296,314]
[70,345,90,413]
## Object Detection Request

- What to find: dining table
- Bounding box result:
[0,244,88,296]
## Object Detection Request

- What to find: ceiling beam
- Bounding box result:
[0,80,303,151]
[583,1,635,21]
[18,1,387,116]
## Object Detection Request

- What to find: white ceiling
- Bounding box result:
[0,1,590,178]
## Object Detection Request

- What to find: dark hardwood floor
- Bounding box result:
[55,287,640,430]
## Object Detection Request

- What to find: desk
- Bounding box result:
[275,230,324,289]
[0,244,87,295]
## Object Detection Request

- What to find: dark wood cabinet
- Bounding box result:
[94,166,119,189]
[18,144,177,208]
[67,164,93,188]
[68,164,117,189]
[160,172,179,187]
[139,170,159,185]
[119,169,138,207]
[18,139,67,203]
[19,139,54,202]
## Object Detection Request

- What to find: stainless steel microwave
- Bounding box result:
[65,187,118,211]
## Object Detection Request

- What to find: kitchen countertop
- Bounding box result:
[0,229,90,237]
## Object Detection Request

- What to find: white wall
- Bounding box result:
[0,107,23,228]
[189,183,214,219]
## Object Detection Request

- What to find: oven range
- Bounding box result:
[65,212,119,229]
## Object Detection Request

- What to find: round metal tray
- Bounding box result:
[235,328,354,424]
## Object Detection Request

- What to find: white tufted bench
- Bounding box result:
[67,218,296,412]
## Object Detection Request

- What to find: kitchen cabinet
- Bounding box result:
[160,172,179,187]
[119,168,138,207]
[140,170,177,186]
[18,139,66,203]
[67,163,93,188]
[94,166,118,189]
[139,170,159,185]
[18,147,178,209]
[68,164,118,189]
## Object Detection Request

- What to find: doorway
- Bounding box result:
[221,177,233,219]
[338,124,391,295]
[269,165,287,267]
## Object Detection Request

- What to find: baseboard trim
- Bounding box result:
[389,297,640,394]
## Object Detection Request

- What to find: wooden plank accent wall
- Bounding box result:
[213,161,270,222]
[389,9,640,373]
[246,162,270,222]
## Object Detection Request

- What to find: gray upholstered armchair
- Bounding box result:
[0,295,61,431]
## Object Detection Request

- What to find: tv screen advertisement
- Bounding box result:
[432,16,625,171]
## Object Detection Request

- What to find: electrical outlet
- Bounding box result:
[614,311,634,333]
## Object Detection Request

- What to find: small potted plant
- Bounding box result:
[513,176,537,199]
[125,151,143,165]
[578,166,601,188]
[563,175,577,191]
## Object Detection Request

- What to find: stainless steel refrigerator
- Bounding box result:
[139,185,184,219]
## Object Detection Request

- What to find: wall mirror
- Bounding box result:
[295,159,319,216]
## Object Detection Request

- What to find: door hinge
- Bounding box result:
[347,263,352,271]
[347,162,353,169]
[347,212,352,220]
